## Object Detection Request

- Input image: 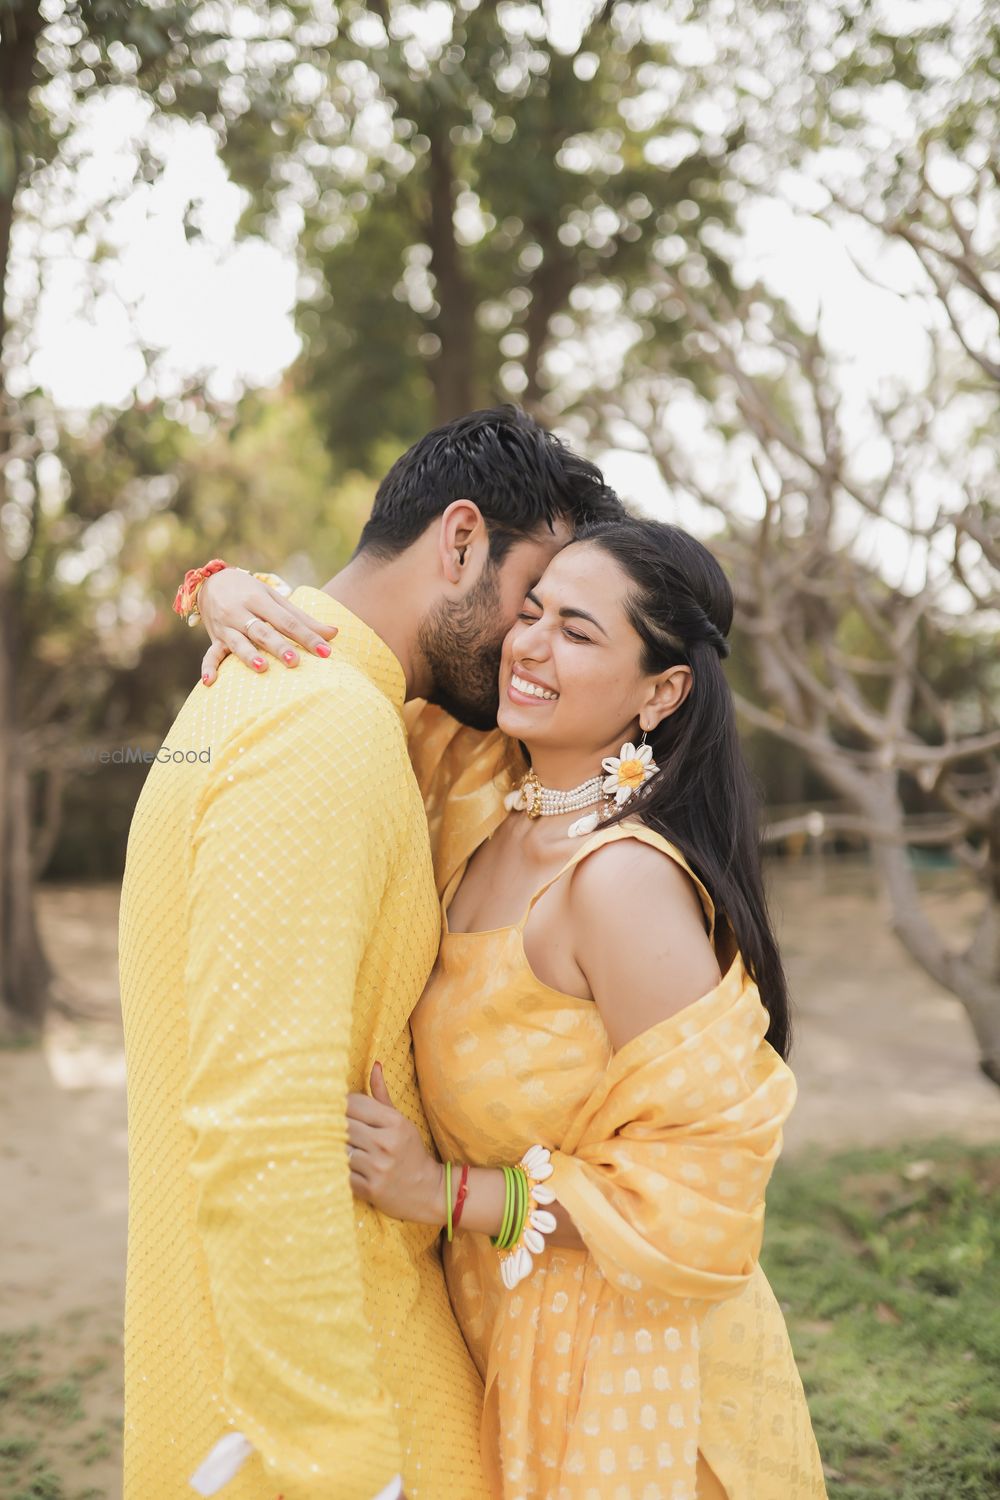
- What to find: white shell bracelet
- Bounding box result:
[498,1145,558,1290]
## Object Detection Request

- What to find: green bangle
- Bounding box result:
[445,1161,453,1243]
[504,1166,518,1252]
[492,1166,513,1248]
[511,1165,528,1248]
[501,1166,524,1252]
[501,1165,515,1248]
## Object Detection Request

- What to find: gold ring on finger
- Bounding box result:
[244,615,260,638]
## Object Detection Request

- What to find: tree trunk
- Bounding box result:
[1,0,52,1038]
[0,555,52,1038]
[824,764,1000,1086]
[868,830,1000,1085]
[1,1,44,359]
[423,119,477,423]
[521,67,580,415]
[745,633,1000,1086]
[521,250,577,416]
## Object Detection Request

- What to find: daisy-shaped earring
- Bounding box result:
[602,732,658,806]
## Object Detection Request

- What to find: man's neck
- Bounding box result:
[320,553,430,701]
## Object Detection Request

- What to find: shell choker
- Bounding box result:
[503,738,659,839]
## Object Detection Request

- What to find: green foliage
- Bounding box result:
[3,1,996,886]
[763,1141,1000,1498]
[6,383,369,880]
[209,2,746,468]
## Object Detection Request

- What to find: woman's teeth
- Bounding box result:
[511,673,559,701]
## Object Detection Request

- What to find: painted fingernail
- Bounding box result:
[202,674,210,685]
[252,656,266,671]
[316,643,331,658]
[282,650,297,665]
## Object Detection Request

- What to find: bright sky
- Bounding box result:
[13,94,301,409]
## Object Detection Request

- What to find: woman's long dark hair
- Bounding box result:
[577,519,792,1060]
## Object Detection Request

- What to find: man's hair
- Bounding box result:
[355,405,624,563]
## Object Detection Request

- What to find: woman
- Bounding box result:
[191,519,827,1500]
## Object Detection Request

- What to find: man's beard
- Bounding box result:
[417,565,505,731]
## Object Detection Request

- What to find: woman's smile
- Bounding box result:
[507,668,560,704]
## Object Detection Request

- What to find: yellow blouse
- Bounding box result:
[407,708,827,1500]
[118,592,488,1500]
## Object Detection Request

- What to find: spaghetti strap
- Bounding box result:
[520,819,717,944]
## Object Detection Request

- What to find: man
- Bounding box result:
[117,406,623,1500]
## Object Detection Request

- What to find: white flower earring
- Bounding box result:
[565,726,659,837]
[601,728,658,806]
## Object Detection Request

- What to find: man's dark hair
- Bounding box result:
[355,405,625,562]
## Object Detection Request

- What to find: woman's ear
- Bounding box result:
[641,665,692,731]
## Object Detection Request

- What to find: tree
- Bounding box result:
[217,0,745,469]
[2,0,56,1030]
[0,0,292,1033]
[585,1,1000,1078]
[0,0,749,1030]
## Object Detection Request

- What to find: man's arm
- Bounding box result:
[182,678,404,1500]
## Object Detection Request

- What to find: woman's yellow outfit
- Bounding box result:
[407,709,828,1500]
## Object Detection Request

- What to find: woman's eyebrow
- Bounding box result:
[525,589,609,638]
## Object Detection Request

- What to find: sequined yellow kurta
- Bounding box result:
[118,593,488,1500]
[407,709,827,1500]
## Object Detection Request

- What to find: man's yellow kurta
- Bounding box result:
[118,589,488,1500]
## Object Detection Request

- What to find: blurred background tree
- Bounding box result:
[577,0,1000,1076]
[1,0,997,1076]
[0,0,325,1031]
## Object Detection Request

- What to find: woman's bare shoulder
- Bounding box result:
[567,835,721,1048]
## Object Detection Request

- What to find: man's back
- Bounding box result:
[118,589,488,1500]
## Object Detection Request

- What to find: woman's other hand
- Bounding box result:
[197,569,338,684]
[346,1064,445,1226]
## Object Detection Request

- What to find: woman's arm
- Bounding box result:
[347,1067,585,1250]
[193,567,339,683]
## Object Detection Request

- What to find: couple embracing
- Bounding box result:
[118,406,827,1499]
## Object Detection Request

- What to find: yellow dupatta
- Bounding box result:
[549,949,796,1303]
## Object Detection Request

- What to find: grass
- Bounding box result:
[0,1140,996,1499]
[0,1324,118,1500]
[762,1139,1000,1499]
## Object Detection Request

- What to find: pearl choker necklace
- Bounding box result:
[503,739,660,839]
[504,768,604,820]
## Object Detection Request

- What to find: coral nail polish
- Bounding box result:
[316,643,331,658]
[282,650,296,665]
[202,674,210,685]
[252,656,265,670]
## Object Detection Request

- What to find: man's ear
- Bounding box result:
[641,665,693,731]
[438,500,486,586]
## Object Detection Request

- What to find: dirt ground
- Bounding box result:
[2,859,999,1499]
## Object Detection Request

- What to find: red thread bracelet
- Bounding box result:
[173,558,229,617]
[452,1163,470,1233]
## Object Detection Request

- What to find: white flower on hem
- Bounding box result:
[601,742,657,804]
